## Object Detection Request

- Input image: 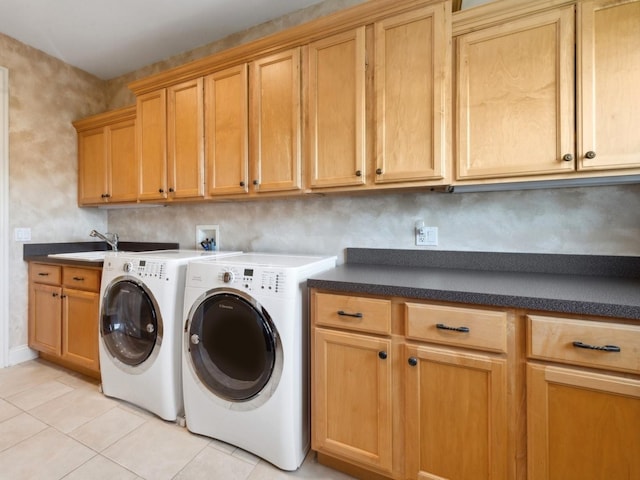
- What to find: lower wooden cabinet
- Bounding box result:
[405,344,508,480]
[311,290,516,480]
[527,363,640,480]
[312,328,393,473]
[28,262,101,377]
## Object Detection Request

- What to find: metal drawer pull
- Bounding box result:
[72,276,85,281]
[436,323,470,333]
[572,341,620,352]
[38,272,49,276]
[337,310,363,318]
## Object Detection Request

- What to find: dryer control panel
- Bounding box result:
[214,266,295,297]
[103,257,168,280]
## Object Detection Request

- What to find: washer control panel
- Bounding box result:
[103,258,169,280]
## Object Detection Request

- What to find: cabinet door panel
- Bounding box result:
[250,48,302,193]
[108,119,137,202]
[312,328,392,473]
[376,4,449,184]
[63,289,100,372]
[77,127,108,204]
[527,363,640,480]
[456,7,575,179]
[205,64,249,195]
[578,0,640,170]
[168,78,205,198]
[29,283,62,356]
[405,344,507,480]
[308,28,366,188]
[137,89,167,200]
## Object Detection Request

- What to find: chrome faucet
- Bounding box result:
[90,229,119,251]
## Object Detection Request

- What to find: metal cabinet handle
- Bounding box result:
[38,272,49,276]
[158,188,165,193]
[572,341,620,352]
[253,180,259,186]
[355,170,362,177]
[337,310,363,318]
[239,181,245,187]
[436,323,470,333]
[168,187,175,193]
[72,276,84,281]
[376,168,383,175]
[378,351,387,360]
[52,292,58,297]
[562,153,573,162]
[585,151,596,159]
[408,357,418,366]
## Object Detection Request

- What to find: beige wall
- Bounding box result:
[4,0,640,362]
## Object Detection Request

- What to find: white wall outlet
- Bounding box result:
[14,227,31,242]
[415,223,438,246]
[196,225,219,251]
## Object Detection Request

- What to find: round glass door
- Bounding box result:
[101,279,162,370]
[187,291,282,404]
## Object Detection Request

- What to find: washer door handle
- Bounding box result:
[190,334,200,345]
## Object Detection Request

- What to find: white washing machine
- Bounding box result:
[98,249,241,421]
[182,253,336,470]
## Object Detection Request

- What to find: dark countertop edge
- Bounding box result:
[23,241,179,267]
[307,278,640,320]
[345,248,640,278]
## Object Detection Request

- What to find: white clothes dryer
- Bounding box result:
[182,253,336,470]
[98,249,241,421]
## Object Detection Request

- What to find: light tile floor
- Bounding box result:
[0,359,356,480]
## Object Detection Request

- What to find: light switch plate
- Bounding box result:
[14,227,31,241]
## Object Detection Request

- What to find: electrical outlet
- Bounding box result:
[415,224,438,246]
[14,227,31,242]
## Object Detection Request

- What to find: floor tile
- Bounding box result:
[62,454,140,480]
[0,427,95,480]
[103,420,209,480]
[174,444,255,480]
[0,361,62,398]
[28,386,117,433]
[247,452,356,480]
[0,412,48,452]
[69,406,148,452]
[6,379,74,410]
[0,398,21,422]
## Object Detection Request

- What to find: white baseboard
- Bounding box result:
[8,345,38,366]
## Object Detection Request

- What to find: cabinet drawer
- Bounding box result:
[30,263,61,285]
[527,315,640,374]
[405,303,507,353]
[63,267,101,292]
[313,292,391,335]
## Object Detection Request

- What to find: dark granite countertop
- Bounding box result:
[307,249,640,321]
[23,241,179,268]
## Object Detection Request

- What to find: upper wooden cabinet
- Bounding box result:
[455,6,575,180]
[306,28,367,189]
[74,106,137,206]
[206,48,302,197]
[250,48,302,194]
[137,78,205,201]
[375,3,450,184]
[577,0,640,171]
[454,0,640,182]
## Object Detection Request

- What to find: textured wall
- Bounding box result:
[107,185,640,264]
[1,33,108,352]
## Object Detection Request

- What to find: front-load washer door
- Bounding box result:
[101,278,163,373]
[186,289,283,409]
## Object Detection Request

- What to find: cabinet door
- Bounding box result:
[77,127,108,205]
[62,289,100,373]
[375,3,450,184]
[527,363,640,480]
[405,344,507,480]
[250,48,302,193]
[578,0,640,171]
[167,78,205,199]
[456,7,575,180]
[28,283,62,356]
[137,89,167,200]
[205,64,249,196]
[312,328,393,473]
[307,28,366,188]
[108,118,138,203]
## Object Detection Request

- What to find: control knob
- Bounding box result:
[123,262,134,273]
[222,271,235,283]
